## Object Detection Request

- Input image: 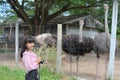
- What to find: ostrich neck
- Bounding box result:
[105,9,110,36]
[79,24,83,42]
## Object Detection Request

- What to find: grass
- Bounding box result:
[0,65,63,80]
[0,65,25,80]
[0,48,15,54]
[40,66,62,80]
[34,46,57,63]
[0,48,5,53]
[0,47,75,80]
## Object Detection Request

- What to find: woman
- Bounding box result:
[20,36,41,80]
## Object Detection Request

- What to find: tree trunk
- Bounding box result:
[30,22,46,36]
[30,24,41,36]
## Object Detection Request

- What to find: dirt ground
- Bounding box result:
[0,52,120,80]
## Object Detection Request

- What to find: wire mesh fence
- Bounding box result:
[0,23,120,80]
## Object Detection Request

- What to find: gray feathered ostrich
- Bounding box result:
[35,33,57,47]
[93,4,118,80]
[93,4,110,57]
[35,33,57,63]
[93,4,110,80]
[62,20,93,77]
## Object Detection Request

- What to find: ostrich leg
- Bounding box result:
[45,50,48,63]
[76,55,80,77]
[41,45,47,64]
[105,53,109,80]
[45,46,50,64]
[69,53,72,76]
[43,45,48,63]
[95,54,100,80]
[95,58,100,80]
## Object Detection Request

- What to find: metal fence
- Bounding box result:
[0,23,120,80]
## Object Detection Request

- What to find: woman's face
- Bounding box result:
[26,42,34,50]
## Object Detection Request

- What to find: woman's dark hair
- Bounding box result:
[20,36,35,58]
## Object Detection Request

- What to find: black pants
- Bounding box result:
[25,69,39,80]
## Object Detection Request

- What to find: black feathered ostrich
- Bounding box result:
[62,20,93,77]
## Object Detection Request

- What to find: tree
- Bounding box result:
[1,0,111,35]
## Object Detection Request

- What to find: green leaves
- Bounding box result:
[0,65,25,80]
[70,0,85,5]
[0,0,115,35]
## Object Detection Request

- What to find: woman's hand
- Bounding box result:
[36,57,41,64]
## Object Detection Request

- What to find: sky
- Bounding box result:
[0,0,70,23]
[0,2,10,23]
[0,0,31,22]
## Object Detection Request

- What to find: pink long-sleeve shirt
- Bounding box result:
[22,51,39,73]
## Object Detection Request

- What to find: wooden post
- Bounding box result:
[56,24,62,73]
[107,0,118,80]
[4,30,7,55]
[15,23,19,66]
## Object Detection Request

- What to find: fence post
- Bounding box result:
[15,23,19,67]
[56,24,62,73]
[107,0,118,80]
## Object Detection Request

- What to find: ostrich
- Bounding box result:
[93,4,118,80]
[35,33,57,63]
[35,33,57,47]
[62,20,93,77]
[93,4,110,58]
[93,4,110,80]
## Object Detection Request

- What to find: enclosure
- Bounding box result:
[0,23,120,80]
[0,1,119,79]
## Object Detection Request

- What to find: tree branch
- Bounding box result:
[67,0,111,10]
[44,0,54,19]
[48,2,71,21]
[7,0,32,33]
[48,0,111,21]
[33,0,40,25]
[21,0,25,7]
[37,0,42,16]
[46,0,54,10]
[7,0,24,20]
[34,0,38,13]
[14,0,31,23]
[7,0,31,24]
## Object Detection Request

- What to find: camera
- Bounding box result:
[39,60,44,64]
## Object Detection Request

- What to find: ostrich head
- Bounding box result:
[104,4,109,11]
[104,4,109,10]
